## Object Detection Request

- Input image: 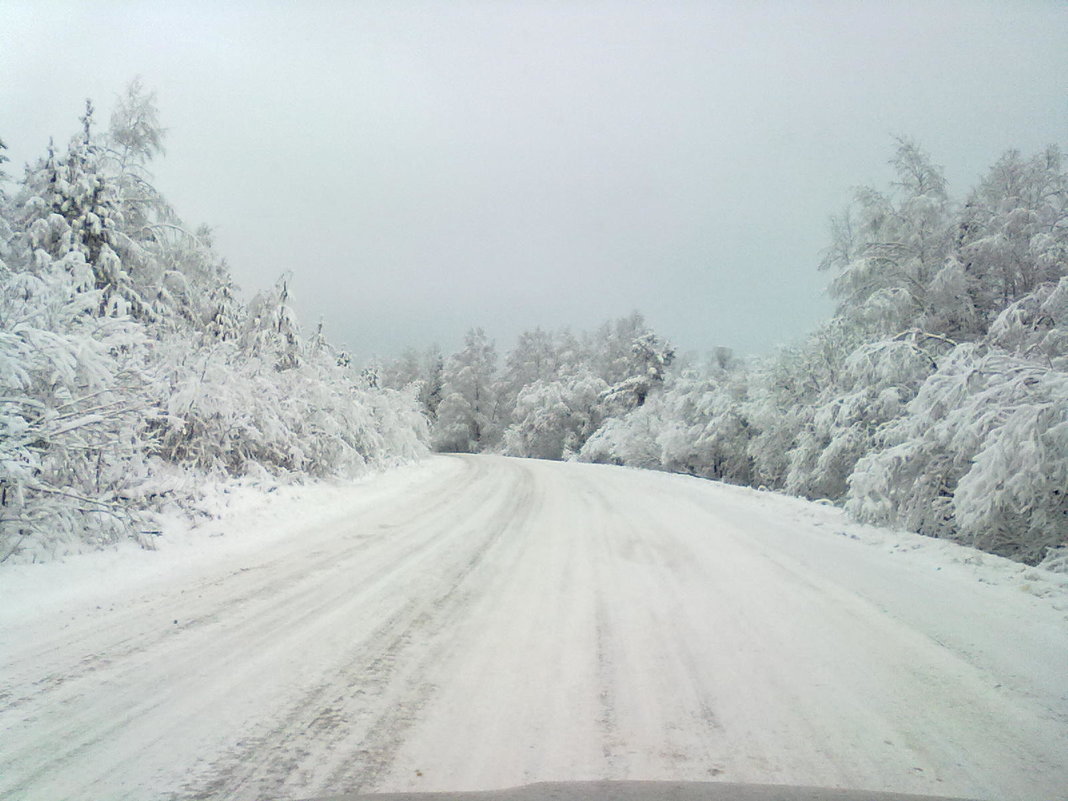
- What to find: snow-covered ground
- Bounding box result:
[1,455,1065,801]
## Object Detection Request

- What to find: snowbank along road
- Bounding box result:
[1,455,1066,800]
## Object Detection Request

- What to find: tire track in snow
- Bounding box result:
[322,459,542,794]
[0,457,499,800]
[174,460,540,800]
[593,597,622,772]
[584,477,726,781]
[0,457,479,719]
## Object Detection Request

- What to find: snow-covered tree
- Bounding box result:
[1,87,430,563]
[656,361,753,484]
[572,141,1066,566]
[0,233,156,561]
[957,147,1068,327]
[381,348,423,391]
[840,145,1068,564]
[987,277,1068,370]
[205,272,243,341]
[497,326,562,426]
[243,276,303,371]
[491,315,674,460]
[433,328,500,452]
[504,369,608,460]
[105,77,166,171]
[381,345,445,421]
[599,330,675,414]
[847,337,1067,564]
[18,106,136,316]
[821,139,955,339]
[420,346,445,419]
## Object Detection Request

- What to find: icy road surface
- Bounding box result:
[1,455,1066,801]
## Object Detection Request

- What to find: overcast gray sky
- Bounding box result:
[2,1,1066,361]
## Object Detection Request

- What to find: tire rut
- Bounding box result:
[174,461,539,800]
[1,458,499,799]
[0,458,479,719]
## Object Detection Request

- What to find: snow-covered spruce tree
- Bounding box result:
[19,94,188,325]
[243,276,303,372]
[0,137,11,261]
[18,107,127,315]
[1,126,158,561]
[204,271,243,341]
[420,346,445,421]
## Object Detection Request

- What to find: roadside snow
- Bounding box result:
[0,458,450,629]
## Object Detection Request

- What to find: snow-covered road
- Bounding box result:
[1,455,1066,801]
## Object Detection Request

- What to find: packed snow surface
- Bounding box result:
[1,455,1066,801]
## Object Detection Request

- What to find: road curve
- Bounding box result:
[0,455,1065,801]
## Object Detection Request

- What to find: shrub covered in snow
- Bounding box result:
[847,330,1068,563]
